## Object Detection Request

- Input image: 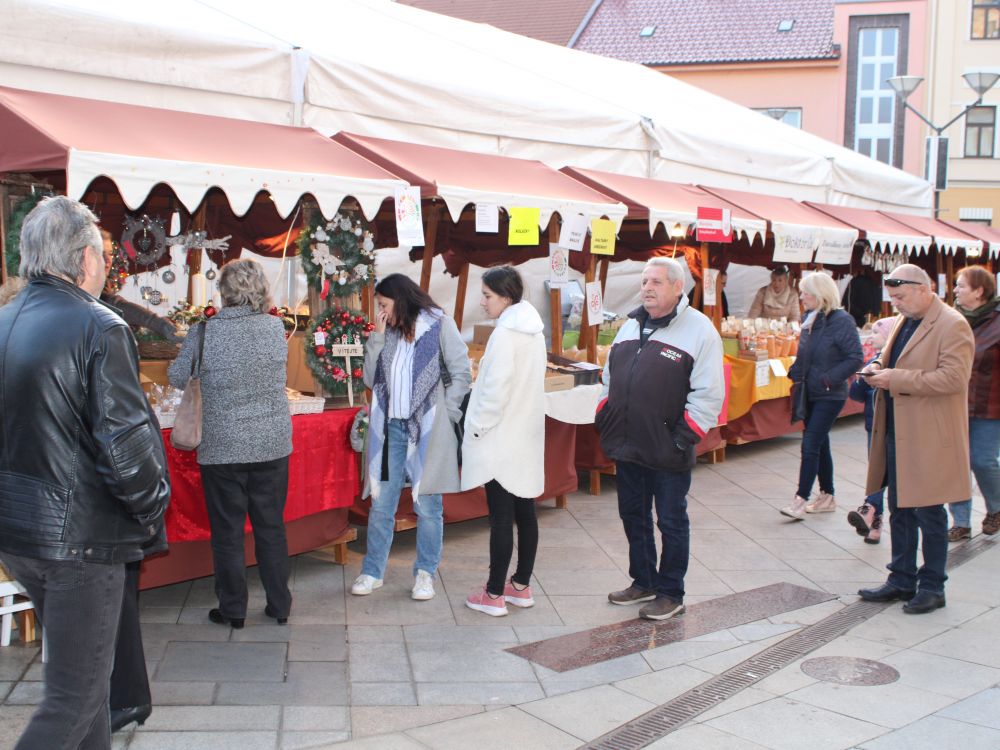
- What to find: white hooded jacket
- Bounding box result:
[460,300,547,498]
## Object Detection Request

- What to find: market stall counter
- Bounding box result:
[350,388,589,529]
[141,409,360,589]
[721,354,863,444]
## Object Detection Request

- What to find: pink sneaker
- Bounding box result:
[466,587,508,617]
[503,580,535,608]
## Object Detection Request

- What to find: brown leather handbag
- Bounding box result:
[170,322,206,451]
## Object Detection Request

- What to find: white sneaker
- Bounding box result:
[780,495,808,520]
[411,569,435,600]
[351,574,383,596]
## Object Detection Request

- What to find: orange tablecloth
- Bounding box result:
[724,354,797,421]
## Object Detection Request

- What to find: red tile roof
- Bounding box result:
[574,0,838,66]
[396,0,598,47]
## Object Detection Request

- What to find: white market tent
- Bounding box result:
[0,0,933,214]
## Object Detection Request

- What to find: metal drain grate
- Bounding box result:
[582,538,997,750]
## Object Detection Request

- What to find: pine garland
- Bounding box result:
[4,193,47,277]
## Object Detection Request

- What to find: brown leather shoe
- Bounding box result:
[947,526,971,542]
[982,512,1000,536]
[608,585,657,605]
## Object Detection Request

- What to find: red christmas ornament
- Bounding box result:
[332,365,343,375]
[351,368,363,379]
[204,305,217,318]
[314,345,327,356]
[269,306,279,316]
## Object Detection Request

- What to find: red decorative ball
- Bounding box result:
[332,365,343,375]
[204,305,217,318]
[269,306,279,316]
[352,368,363,379]
[314,345,327,356]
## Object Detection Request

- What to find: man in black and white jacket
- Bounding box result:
[596,257,724,620]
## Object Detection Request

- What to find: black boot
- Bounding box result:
[208,608,245,629]
[110,704,152,732]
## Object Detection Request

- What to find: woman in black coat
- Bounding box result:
[781,272,863,520]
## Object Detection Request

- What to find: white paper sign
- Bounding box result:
[549,245,569,286]
[475,203,499,233]
[559,213,589,251]
[769,358,788,377]
[314,331,326,346]
[703,268,719,306]
[937,273,947,298]
[585,281,603,321]
[394,185,425,246]
[813,227,858,265]
[755,360,771,387]
[772,223,819,263]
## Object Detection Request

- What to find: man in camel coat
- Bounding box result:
[858,264,974,614]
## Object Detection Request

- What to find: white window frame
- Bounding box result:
[854,27,899,165]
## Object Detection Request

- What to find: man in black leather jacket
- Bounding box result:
[0,196,170,750]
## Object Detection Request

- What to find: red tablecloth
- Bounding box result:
[351,416,577,525]
[161,409,360,542]
[721,396,863,444]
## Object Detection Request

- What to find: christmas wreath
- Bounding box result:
[4,193,47,277]
[306,305,374,396]
[297,212,376,299]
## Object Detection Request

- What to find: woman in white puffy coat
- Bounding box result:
[463,266,547,617]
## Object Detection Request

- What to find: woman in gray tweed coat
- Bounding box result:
[169,259,292,629]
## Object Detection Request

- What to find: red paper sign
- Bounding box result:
[696,207,733,244]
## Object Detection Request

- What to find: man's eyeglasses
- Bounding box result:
[884,278,922,288]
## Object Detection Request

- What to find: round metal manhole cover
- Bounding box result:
[801,657,899,686]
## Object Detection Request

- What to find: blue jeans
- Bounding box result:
[0,552,126,750]
[362,419,443,580]
[884,433,949,594]
[796,397,844,499]
[616,460,691,600]
[948,418,1000,527]
[865,430,885,515]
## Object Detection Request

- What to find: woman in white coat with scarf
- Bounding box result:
[463,267,547,617]
[352,274,470,602]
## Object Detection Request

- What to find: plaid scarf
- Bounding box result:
[368,309,443,500]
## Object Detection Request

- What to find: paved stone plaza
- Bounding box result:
[1,415,998,749]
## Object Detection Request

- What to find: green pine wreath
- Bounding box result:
[297,212,376,298]
[4,193,47,277]
[305,305,374,396]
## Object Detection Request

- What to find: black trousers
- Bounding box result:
[485,480,538,596]
[110,562,150,711]
[200,455,292,619]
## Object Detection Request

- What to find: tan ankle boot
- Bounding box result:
[806,491,836,513]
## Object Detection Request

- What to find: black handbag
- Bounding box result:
[790,382,808,423]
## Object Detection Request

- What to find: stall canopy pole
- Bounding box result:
[935,248,944,303]
[453,260,470,330]
[548,221,563,356]
[578,255,598,364]
[946,253,955,305]
[419,205,441,292]
[701,242,722,331]
[598,257,610,295]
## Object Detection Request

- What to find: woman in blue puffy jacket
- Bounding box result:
[781,273,863,520]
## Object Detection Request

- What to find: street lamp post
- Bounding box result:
[886,71,1000,215]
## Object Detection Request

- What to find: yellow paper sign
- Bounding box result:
[590,219,616,255]
[507,207,540,246]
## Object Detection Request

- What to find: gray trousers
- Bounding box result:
[0,551,125,750]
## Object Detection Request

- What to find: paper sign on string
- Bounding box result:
[585,281,603,321]
[508,207,540,246]
[475,203,499,233]
[394,186,424,246]
[696,207,733,243]
[559,213,588,251]
[590,219,616,256]
[549,245,569,285]
[755,360,771,387]
[703,268,719,306]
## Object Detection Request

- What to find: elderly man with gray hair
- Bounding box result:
[596,257,725,620]
[858,264,974,614]
[0,196,170,748]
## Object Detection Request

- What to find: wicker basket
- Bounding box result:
[137,340,180,360]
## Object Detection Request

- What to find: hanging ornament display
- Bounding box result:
[161,269,176,284]
[149,290,163,306]
[104,237,130,294]
[305,305,374,398]
[205,268,217,281]
[297,212,376,299]
[121,215,168,266]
